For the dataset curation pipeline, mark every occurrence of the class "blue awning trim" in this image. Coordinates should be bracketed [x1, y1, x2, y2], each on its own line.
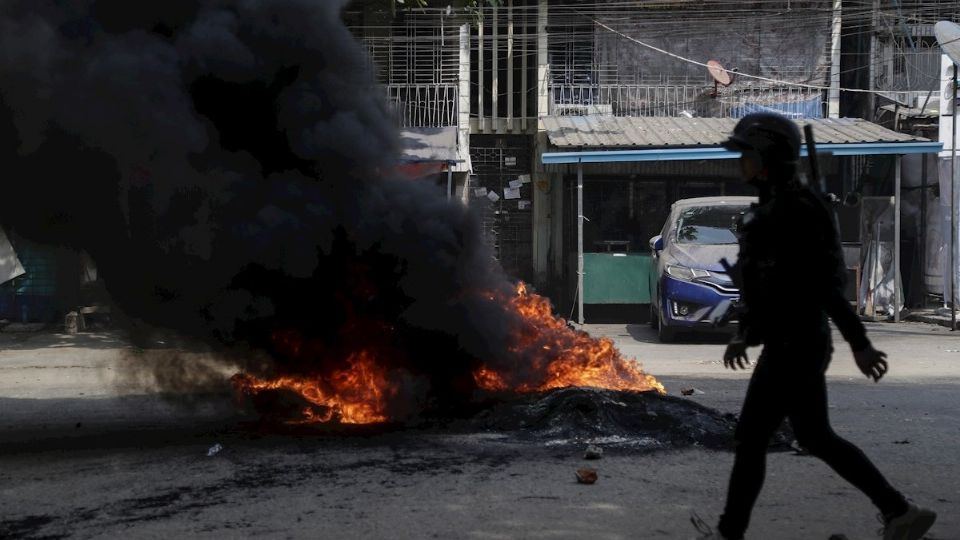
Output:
[541, 141, 943, 164]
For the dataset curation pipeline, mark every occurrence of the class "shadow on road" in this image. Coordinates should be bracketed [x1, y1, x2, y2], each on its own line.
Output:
[625, 324, 732, 345]
[0, 328, 216, 352]
[0, 395, 242, 456]
[0, 330, 131, 351]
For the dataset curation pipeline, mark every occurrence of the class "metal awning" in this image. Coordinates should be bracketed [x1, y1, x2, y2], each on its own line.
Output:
[540, 116, 941, 164]
[399, 126, 471, 172]
[400, 127, 460, 163]
[398, 126, 471, 198]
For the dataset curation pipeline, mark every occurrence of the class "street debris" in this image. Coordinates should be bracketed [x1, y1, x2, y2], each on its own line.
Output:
[681, 388, 705, 396]
[584, 445, 603, 460]
[64, 311, 80, 334]
[790, 440, 809, 456]
[207, 443, 223, 457]
[893, 439, 910, 445]
[828, 534, 849, 540]
[575, 468, 597, 484]
[464, 387, 793, 452]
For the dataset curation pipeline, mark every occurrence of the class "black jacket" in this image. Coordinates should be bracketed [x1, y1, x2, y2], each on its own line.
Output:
[735, 181, 870, 352]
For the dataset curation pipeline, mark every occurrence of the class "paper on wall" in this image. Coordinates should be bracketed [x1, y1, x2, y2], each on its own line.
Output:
[486, 190, 500, 202]
[518, 200, 531, 210]
[518, 174, 531, 183]
[508, 179, 523, 189]
[474, 187, 488, 197]
[504, 187, 521, 200]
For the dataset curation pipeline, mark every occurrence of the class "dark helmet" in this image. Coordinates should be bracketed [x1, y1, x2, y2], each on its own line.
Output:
[722, 112, 801, 166]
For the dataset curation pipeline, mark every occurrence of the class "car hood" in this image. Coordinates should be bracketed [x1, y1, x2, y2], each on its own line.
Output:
[664, 242, 740, 272]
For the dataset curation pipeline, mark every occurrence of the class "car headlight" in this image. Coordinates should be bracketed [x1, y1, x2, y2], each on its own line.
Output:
[665, 264, 712, 281]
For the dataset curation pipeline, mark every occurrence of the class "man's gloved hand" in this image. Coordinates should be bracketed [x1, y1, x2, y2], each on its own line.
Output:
[853, 345, 888, 382]
[723, 335, 751, 370]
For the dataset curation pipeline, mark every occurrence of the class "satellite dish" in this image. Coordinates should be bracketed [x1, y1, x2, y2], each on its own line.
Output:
[936, 21, 960, 63]
[707, 60, 734, 87]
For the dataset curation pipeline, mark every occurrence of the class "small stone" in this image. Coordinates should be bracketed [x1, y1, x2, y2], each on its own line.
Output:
[681, 388, 705, 396]
[575, 468, 597, 484]
[584, 445, 603, 460]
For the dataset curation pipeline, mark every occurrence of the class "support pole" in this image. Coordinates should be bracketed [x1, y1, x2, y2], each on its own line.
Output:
[536, 0, 548, 121]
[921, 154, 928, 307]
[492, 4, 499, 133]
[478, 14, 484, 132]
[458, 24, 470, 191]
[521, 5, 528, 132]
[507, 0, 514, 132]
[829, 0, 842, 118]
[577, 161, 584, 325]
[953, 67, 958, 330]
[895, 154, 902, 322]
[447, 165, 453, 200]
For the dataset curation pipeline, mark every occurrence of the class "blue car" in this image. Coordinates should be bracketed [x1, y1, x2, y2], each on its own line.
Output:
[648, 196, 756, 342]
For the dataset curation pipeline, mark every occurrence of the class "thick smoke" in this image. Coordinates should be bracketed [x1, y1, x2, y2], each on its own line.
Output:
[0, 0, 527, 411]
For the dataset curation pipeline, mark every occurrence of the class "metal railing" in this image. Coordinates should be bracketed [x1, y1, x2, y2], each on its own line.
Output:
[873, 39, 941, 92]
[719, 85, 826, 118]
[385, 83, 459, 128]
[549, 83, 826, 118]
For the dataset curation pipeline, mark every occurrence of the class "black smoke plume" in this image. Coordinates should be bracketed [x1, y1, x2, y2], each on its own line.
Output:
[0, 0, 529, 413]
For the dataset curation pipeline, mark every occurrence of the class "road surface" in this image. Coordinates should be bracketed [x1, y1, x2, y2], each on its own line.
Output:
[1, 321, 958, 539]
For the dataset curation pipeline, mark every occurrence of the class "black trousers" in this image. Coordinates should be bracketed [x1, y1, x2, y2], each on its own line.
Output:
[717, 343, 907, 539]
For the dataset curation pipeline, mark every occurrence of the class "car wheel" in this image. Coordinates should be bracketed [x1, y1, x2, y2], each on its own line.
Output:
[657, 316, 676, 343]
[650, 304, 677, 343]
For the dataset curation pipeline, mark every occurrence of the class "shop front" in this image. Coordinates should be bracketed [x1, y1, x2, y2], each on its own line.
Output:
[533, 116, 941, 324]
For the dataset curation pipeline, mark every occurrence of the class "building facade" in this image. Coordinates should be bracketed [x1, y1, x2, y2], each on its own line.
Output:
[343, 1, 957, 321]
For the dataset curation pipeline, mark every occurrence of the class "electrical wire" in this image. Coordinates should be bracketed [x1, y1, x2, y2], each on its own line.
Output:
[588, 16, 936, 95]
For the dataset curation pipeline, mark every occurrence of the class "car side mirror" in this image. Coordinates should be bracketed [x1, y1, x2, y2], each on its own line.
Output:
[650, 235, 663, 253]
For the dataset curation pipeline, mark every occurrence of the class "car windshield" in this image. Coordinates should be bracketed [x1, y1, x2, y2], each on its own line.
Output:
[675, 205, 746, 245]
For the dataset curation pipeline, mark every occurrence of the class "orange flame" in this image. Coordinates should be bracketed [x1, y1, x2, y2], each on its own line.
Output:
[232, 282, 663, 425]
[473, 283, 665, 394]
[232, 350, 395, 424]
[472, 367, 508, 392]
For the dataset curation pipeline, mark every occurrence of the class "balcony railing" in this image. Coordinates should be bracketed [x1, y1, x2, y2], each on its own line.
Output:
[549, 83, 826, 118]
[873, 41, 941, 92]
[386, 83, 459, 128]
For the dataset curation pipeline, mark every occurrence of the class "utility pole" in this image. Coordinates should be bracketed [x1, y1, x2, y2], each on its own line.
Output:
[829, 0, 842, 118]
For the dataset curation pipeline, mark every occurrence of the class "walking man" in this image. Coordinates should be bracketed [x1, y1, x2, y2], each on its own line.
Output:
[698, 113, 936, 540]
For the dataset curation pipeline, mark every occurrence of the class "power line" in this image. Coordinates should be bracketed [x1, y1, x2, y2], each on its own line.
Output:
[589, 16, 942, 95]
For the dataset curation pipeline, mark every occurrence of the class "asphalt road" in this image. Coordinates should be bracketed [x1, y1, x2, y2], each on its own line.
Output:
[0, 321, 958, 540]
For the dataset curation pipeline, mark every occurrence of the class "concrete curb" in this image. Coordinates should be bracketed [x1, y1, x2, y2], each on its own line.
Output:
[905, 312, 959, 330]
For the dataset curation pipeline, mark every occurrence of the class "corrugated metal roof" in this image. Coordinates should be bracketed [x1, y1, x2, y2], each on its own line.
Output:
[542, 116, 928, 149]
